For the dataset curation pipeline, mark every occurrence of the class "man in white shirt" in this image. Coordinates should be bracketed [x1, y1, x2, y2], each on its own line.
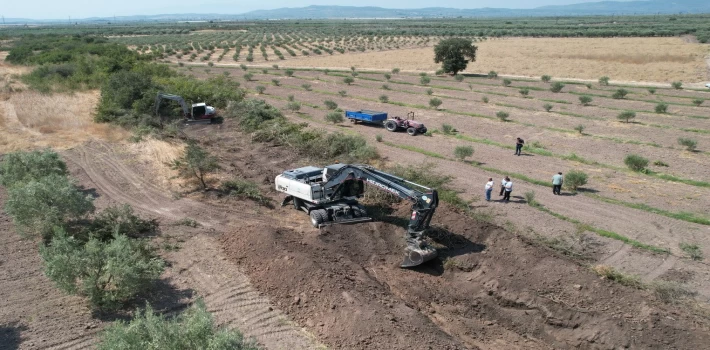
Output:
[485, 178, 494, 201]
[503, 177, 513, 202]
[499, 177, 507, 196]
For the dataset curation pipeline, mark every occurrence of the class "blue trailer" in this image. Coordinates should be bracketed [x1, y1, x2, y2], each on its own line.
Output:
[345, 110, 388, 125]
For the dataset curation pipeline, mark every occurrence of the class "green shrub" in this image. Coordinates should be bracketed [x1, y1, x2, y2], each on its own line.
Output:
[426, 88, 434, 95]
[574, 124, 585, 134]
[454, 74, 464, 82]
[679, 243, 703, 261]
[648, 87, 656, 94]
[692, 99, 704, 106]
[496, 111, 509, 121]
[240, 64, 247, 71]
[326, 111, 344, 124]
[323, 100, 338, 110]
[435, 69, 445, 76]
[379, 95, 389, 103]
[579, 95, 593, 106]
[564, 170, 588, 192]
[617, 111, 636, 123]
[88, 204, 157, 242]
[598, 76, 610, 86]
[612, 88, 628, 99]
[97, 300, 256, 350]
[624, 154, 649, 172]
[677, 137, 697, 151]
[671, 81, 683, 89]
[502, 79, 511, 87]
[272, 64, 279, 70]
[221, 179, 269, 204]
[543, 103, 553, 112]
[487, 71, 498, 79]
[243, 73, 254, 82]
[5, 174, 94, 241]
[524, 191, 537, 206]
[519, 88, 529, 96]
[420, 76, 431, 85]
[655, 103, 668, 113]
[171, 141, 220, 189]
[287, 102, 301, 112]
[429, 98, 443, 109]
[391, 68, 400, 74]
[585, 83, 592, 89]
[343, 77, 354, 85]
[287, 94, 295, 102]
[255, 85, 266, 94]
[338, 90, 347, 97]
[375, 134, 383, 142]
[419, 72, 428, 77]
[40, 229, 164, 310]
[441, 123, 457, 135]
[284, 69, 294, 77]
[384, 73, 391, 80]
[592, 265, 643, 289]
[301, 84, 312, 91]
[271, 79, 280, 86]
[541, 75, 551, 83]
[350, 66, 356, 72]
[550, 82, 565, 93]
[653, 160, 669, 167]
[0, 149, 68, 188]
[453, 145, 474, 161]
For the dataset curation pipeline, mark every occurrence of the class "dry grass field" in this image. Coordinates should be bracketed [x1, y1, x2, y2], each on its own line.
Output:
[282, 37, 710, 83]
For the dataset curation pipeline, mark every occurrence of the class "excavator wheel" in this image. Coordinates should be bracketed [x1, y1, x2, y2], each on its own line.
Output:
[385, 120, 398, 132]
[310, 209, 328, 228]
[406, 127, 417, 136]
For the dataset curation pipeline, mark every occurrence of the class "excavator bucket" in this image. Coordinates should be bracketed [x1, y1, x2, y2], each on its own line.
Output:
[400, 246, 438, 268]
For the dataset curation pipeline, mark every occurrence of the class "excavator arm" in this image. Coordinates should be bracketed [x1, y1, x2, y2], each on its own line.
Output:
[322, 164, 439, 267]
[155, 92, 190, 118]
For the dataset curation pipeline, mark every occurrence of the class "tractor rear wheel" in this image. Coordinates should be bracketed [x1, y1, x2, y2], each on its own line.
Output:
[385, 120, 398, 132]
[407, 127, 417, 136]
[310, 209, 328, 227]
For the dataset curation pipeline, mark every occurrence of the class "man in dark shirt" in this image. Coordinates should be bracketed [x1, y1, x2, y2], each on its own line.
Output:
[515, 138, 524, 156]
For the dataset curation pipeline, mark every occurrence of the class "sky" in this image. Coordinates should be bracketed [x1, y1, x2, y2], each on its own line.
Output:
[3, 0, 624, 19]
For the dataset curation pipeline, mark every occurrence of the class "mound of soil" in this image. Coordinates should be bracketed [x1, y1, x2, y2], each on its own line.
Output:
[220, 203, 710, 349]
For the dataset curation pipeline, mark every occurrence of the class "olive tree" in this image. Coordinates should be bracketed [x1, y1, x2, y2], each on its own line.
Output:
[0, 149, 68, 187]
[171, 141, 220, 189]
[433, 38, 477, 75]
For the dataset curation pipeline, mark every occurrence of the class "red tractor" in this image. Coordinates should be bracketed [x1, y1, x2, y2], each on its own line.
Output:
[384, 112, 428, 136]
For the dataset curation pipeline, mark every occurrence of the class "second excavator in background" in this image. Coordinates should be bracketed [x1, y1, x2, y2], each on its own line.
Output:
[155, 92, 217, 125]
[275, 164, 439, 268]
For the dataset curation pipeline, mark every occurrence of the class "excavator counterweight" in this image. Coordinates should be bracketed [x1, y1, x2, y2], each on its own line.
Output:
[275, 164, 439, 267]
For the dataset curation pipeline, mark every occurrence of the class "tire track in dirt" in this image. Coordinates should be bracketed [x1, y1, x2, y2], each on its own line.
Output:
[60, 141, 319, 350]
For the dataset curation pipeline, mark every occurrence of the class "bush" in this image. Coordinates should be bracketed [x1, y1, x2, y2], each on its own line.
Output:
[326, 111, 344, 124]
[88, 204, 157, 242]
[5, 174, 94, 241]
[338, 90, 347, 97]
[612, 88, 628, 99]
[426, 88, 434, 95]
[391, 68, 400, 74]
[496, 111, 509, 121]
[441, 123, 457, 135]
[271, 79, 280, 86]
[598, 76, 610, 85]
[287, 94, 295, 102]
[502, 79, 511, 87]
[97, 300, 257, 350]
[574, 124, 585, 134]
[171, 141, 220, 189]
[343, 77, 354, 85]
[384, 73, 391, 80]
[429, 98, 443, 109]
[671, 81, 683, 89]
[519, 88, 529, 96]
[585, 83, 592, 89]
[648, 87, 656, 94]
[240, 64, 247, 71]
[453, 145, 474, 161]
[272, 64, 279, 70]
[301, 84, 312, 91]
[482, 96, 489, 103]
[541, 75, 551, 83]
[677, 137, 697, 151]
[375, 134, 383, 142]
[243, 73, 253, 81]
[284, 69, 294, 77]
[524, 191, 537, 206]
[255, 85, 266, 94]
[454, 74, 464, 82]
[550, 82, 565, 93]
[0, 149, 68, 188]
[40, 229, 164, 310]
[592, 265, 643, 289]
[221, 179, 269, 204]
[543, 103, 553, 112]
[624, 154, 649, 172]
[420, 76, 431, 85]
[377, 95, 388, 103]
[655, 103, 668, 113]
[487, 71, 498, 79]
[679, 243, 703, 261]
[653, 160, 669, 167]
[564, 170, 588, 192]
[579, 95, 593, 106]
[323, 100, 338, 110]
[692, 99, 704, 106]
[350, 66, 356, 72]
[617, 111, 636, 123]
[435, 69, 445, 76]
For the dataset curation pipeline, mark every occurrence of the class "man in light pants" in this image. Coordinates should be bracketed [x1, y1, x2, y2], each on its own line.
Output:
[552, 172, 563, 195]
[485, 178, 494, 201]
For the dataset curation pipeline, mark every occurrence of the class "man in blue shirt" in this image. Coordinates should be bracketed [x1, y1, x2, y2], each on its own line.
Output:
[552, 172, 563, 195]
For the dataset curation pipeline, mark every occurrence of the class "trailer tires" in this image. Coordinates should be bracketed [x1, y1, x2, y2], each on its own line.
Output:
[407, 127, 417, 136]
[310, 209, 328, 227]
[385, 120, 398, 132]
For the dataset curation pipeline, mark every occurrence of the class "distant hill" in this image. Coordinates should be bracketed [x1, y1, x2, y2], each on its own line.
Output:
[3, 0, 710, 24]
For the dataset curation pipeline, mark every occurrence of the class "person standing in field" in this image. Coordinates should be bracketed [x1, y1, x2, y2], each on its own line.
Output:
[515, 138, 525, 156]
[499, 177, 507, 196]
[552, 172, 563, 195]
[485, 178, 494, 201]
[503, 177, 513, 202]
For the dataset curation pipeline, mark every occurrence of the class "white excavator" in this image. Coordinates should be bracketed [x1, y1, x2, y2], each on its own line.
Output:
[276, 164, 439, 268]
[154, 92, 217, 125]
